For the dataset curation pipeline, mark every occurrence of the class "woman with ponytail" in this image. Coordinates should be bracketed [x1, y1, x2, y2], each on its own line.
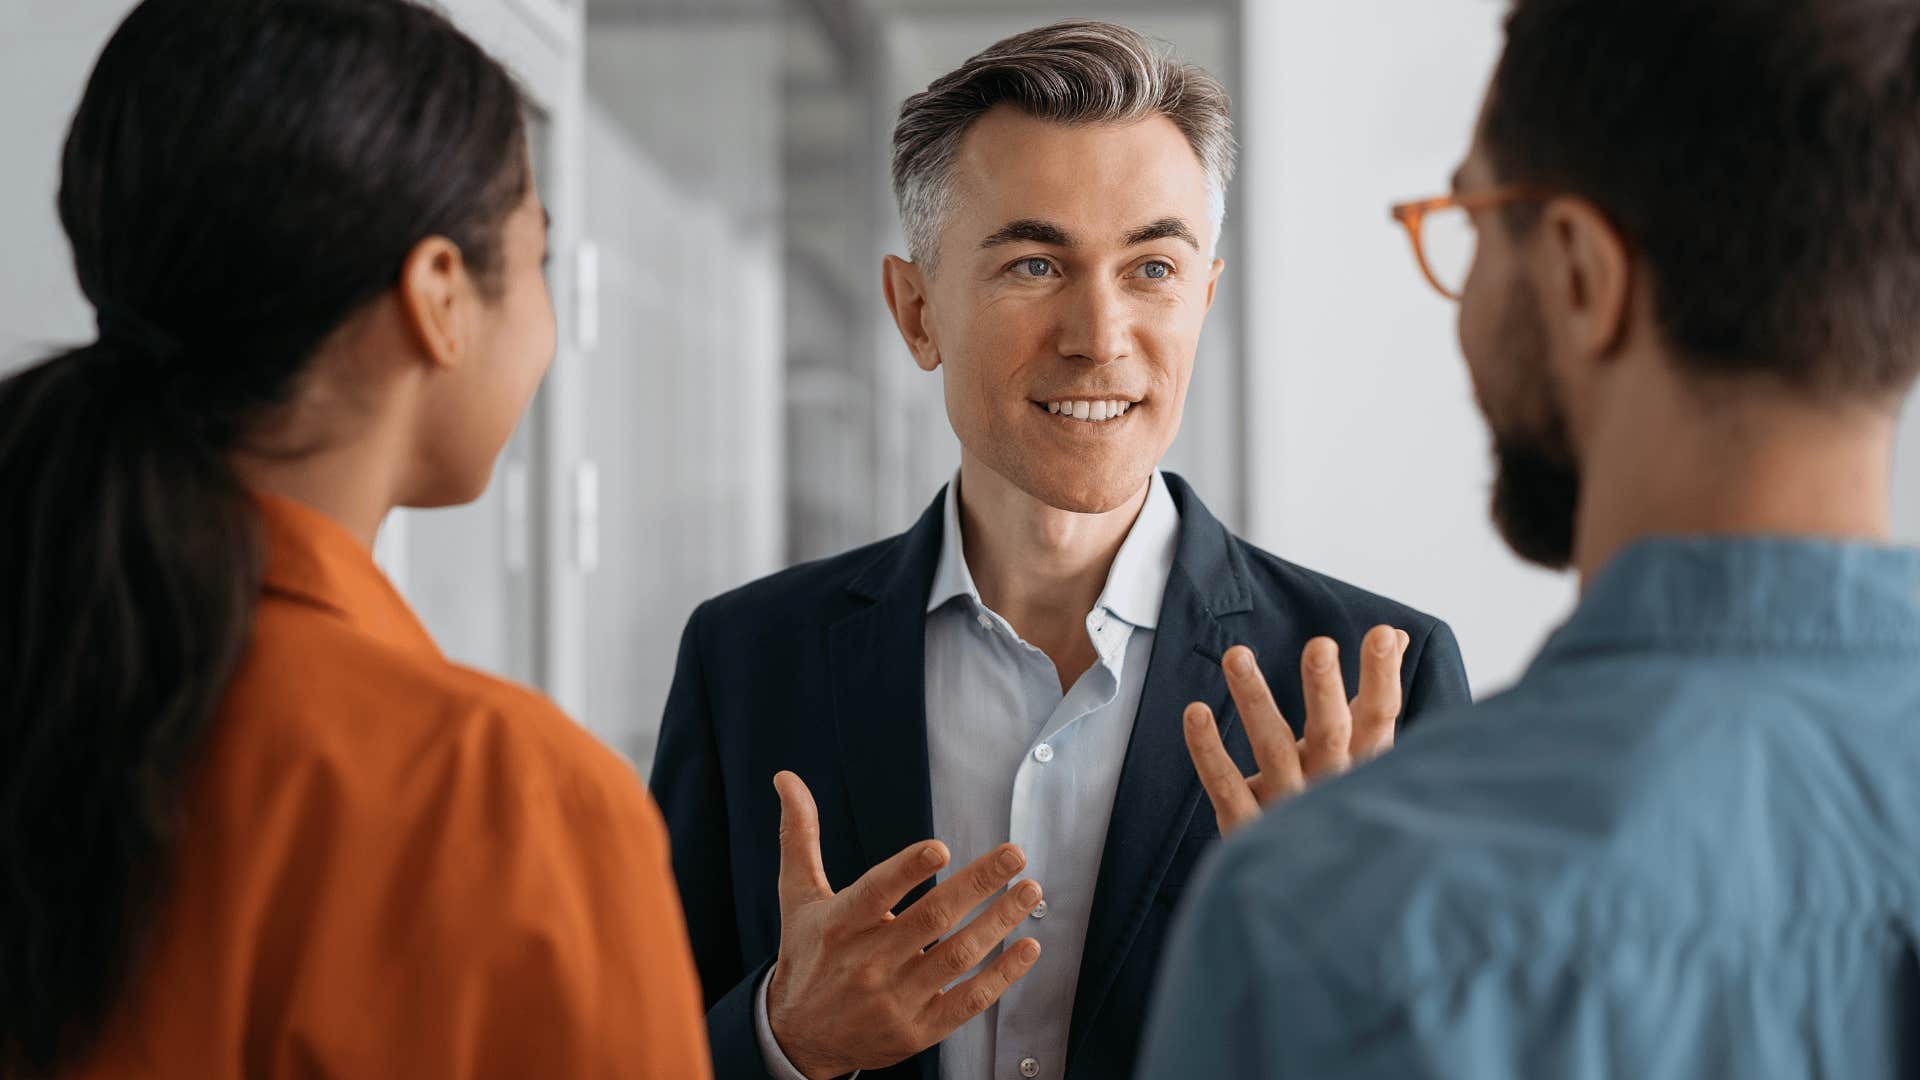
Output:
[0, 2, 710, 1076]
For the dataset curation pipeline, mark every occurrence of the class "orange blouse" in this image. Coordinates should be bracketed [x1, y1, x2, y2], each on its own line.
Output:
[76, 493, 711, 1079]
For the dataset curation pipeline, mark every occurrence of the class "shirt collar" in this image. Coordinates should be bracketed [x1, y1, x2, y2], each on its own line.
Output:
[254, 491, 442, 661]
[1536, 534, 1920, 665]
[926, 470, 1182, 632]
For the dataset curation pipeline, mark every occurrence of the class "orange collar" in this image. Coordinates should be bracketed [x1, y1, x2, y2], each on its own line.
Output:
[252, 492, 441, 661]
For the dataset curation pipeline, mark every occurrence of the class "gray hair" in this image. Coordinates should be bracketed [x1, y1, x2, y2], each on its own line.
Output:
[891, 20, 1237, 269]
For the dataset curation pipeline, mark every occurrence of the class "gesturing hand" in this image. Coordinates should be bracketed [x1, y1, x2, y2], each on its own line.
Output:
[1181, 625, 1410, 836]
[765, 771, 1044, 1080]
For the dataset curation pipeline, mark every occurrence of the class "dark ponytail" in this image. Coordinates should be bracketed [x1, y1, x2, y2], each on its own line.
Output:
[0, 2, 529, 1073]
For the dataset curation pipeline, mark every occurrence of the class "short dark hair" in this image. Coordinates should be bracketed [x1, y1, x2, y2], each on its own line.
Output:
[1486, 0, 1920, 401]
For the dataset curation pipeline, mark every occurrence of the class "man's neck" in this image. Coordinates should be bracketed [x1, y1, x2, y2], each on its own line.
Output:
[956, 455, 1152, 690]
[1573, 371, 1897, 586]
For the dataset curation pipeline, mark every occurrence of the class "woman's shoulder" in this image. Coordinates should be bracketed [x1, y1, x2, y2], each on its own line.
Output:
[222, 599, 654, 834]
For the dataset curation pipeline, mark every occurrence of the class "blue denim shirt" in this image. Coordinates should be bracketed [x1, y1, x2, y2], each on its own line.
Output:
[1140, 537, 1920, 1079]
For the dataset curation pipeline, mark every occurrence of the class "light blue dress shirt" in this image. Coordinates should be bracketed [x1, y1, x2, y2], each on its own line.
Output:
[758, 472, 1180, 1080]
[1141, 537, 1920, 1079]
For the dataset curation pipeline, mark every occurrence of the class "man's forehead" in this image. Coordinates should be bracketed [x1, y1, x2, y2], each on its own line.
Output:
[945, 109, 1213, 246]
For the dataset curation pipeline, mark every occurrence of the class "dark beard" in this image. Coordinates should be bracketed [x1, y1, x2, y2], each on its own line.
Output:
[1483, 280, 1581, 570]
[1490, 429, 1580, 569]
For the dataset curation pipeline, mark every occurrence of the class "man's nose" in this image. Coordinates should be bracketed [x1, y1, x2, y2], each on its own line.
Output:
[1055, 278, 1132, 365]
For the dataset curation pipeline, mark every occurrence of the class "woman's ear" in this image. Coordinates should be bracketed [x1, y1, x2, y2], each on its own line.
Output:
[395, 235, 475, 371]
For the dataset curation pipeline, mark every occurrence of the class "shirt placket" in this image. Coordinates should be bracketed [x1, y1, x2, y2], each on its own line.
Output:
[993, 607, 1128, 1080]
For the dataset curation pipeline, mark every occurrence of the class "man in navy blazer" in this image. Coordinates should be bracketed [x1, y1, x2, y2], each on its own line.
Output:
[651, 21, 1472, 1080]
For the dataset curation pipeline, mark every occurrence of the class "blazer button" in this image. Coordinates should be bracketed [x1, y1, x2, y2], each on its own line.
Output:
[1032, 743, 1054, 764]
[1020, 1058, 1040, 1078]
[1030, 900, 1049, 919]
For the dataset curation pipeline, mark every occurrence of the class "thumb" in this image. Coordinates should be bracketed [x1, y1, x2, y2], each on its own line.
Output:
[773, 771, 832, 912]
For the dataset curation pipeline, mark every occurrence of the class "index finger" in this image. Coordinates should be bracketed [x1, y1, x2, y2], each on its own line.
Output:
[839, 838, 953, 924]
[1183, 701, 1262, 833]
[1222, 646, 1305, 798]
[894, 843, 1028, 950]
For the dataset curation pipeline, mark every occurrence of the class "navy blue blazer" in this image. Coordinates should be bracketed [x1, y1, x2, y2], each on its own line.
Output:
[651, 474, 1471, 1080]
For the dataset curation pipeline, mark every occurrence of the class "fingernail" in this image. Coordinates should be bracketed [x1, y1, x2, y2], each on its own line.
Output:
[999, 848, 1024, 873]
[921, 844, 944, 869]
[1228, 649, 1254, 676]
[1373, 630, 1395, 656]
[1016, 880, 1042, 904]
[1024, 940, 1043, 960]
[1308, 646, 1333, 673]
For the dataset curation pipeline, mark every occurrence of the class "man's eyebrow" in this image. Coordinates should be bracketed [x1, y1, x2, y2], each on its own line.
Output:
[1123, 217, 1200, 250]
[980, 219, 1074, 249]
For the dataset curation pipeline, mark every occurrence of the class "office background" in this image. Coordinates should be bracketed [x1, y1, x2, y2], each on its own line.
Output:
[9, 0, 1917, 776]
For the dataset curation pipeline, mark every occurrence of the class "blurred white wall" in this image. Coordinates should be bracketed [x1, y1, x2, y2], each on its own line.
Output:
[584, 24, 787, 771]
[1896, 399, 1920, 542]
[1238, 1, 1578, 694]
[0, 2, 120, 372]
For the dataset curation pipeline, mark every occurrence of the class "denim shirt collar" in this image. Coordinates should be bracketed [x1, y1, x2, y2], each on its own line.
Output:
[1535, 535, 1920, 666]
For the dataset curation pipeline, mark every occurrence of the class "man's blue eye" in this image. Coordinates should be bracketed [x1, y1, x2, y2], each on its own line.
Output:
[1141, 261, 1171, 279]
[1021, 258, 1052, 277]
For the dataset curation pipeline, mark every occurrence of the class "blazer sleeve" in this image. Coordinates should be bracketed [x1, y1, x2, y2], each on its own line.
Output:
[1401, 619, 1471, 731]
[650, 604, 774, 1080]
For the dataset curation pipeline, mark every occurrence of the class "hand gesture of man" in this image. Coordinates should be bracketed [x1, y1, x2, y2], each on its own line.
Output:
[1182, 625, 1410, 836]
[766, 771, 1045, 1079]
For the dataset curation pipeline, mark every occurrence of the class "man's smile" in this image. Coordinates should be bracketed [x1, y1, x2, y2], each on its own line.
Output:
[1031, 398, 1139, 424]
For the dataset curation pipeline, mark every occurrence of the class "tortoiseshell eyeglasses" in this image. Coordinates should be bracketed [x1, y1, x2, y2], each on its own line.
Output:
[1389, 186, 1548, 301]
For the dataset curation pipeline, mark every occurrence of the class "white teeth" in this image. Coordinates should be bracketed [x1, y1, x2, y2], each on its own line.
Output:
[1043, 399, 1138, 422]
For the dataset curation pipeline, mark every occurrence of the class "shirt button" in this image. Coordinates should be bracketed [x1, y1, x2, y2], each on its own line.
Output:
[976, 612, 993, 631]
[1020, 1058, 1040, 1078]
[1030, 900, 1049, 919]
[1032, 743, 1054, 764]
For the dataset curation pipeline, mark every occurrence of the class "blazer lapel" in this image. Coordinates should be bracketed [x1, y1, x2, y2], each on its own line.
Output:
[1067, 475, 1255, 1061]
[826, 489, 947, 901]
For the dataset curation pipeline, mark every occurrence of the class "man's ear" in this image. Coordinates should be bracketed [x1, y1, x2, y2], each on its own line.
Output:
[883, 255, 942, 373]
[1538, 197, 1632, 367]
[1205, 257, 1227, 312]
